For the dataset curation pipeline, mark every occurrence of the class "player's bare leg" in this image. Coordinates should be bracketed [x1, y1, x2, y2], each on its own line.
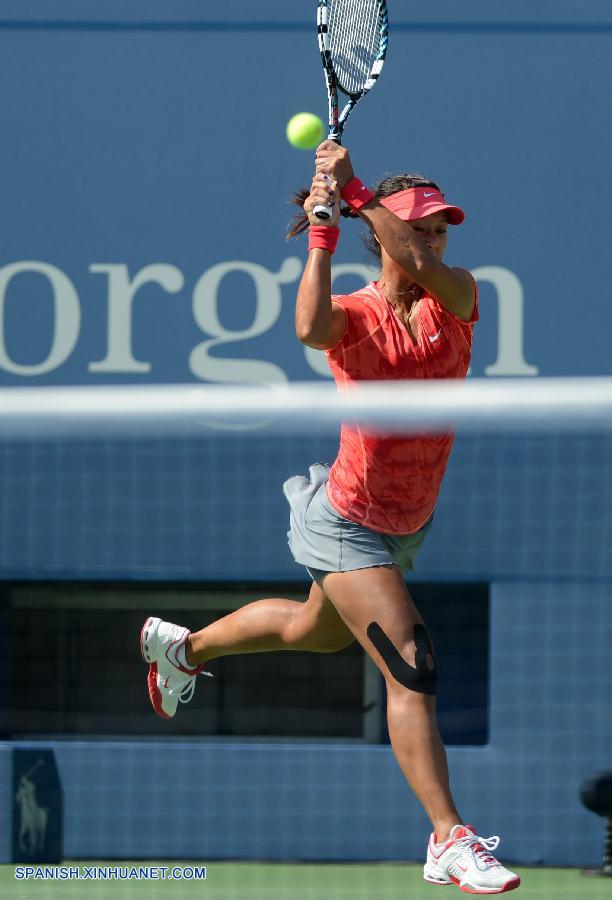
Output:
[141, 583, 355, 718]
[185, 582, 354, 664]
[319, 565, 461, 843]
[316, 565, 520, 892]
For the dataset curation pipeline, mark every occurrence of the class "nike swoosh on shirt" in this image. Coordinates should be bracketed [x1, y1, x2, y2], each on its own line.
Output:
[428, 329, 442, 342]
[423, 192, 436, 197]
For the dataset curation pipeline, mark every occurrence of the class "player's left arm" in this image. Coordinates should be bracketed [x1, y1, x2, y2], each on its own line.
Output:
[357, 206, 476, 320]
[315, 142, 476, 320]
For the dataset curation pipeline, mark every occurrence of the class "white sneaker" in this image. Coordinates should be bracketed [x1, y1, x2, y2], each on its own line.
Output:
[140, 616, 212, 719]
[423, 824, 520, 894]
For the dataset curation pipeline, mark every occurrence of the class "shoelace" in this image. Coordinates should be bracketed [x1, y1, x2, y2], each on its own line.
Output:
[171, 671, 213, 705]
[456, 833, 500, 868]
[177, 679, 197, 704]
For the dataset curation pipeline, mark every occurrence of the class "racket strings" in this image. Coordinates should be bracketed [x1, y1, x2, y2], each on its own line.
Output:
[328, 0, 383, 95]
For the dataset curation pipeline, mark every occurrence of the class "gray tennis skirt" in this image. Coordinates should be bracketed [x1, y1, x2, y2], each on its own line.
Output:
[283, 463, 433, 584]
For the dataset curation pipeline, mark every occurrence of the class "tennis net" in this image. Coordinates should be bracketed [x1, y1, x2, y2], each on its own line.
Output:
[0, 378, 611, 899]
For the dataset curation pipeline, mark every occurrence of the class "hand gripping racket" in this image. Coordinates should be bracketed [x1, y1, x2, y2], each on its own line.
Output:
[313, 0, 389, 220]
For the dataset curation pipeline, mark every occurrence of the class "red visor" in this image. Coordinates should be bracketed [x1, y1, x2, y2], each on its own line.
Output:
[380, 187, 464, 225]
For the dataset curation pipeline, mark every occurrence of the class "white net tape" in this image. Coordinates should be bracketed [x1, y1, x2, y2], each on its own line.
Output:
[0, 378, 611, 437]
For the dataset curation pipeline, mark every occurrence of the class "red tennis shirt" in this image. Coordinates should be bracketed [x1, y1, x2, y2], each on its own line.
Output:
[325, 278, 478, 535]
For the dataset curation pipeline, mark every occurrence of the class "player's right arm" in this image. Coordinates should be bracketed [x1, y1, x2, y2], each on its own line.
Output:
[295, 174, 346, 349]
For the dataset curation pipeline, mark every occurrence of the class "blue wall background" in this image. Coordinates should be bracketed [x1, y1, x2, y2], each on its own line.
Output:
[1, 583, 611, 867]
[0, 2, 611, 870]
[2, 0, 612, 391]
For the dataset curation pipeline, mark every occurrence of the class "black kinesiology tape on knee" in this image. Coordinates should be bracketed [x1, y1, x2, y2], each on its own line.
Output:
[367, 622, 437, 695]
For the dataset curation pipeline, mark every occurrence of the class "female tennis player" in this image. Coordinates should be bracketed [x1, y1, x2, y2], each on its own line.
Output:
[141, 142, 520, 895]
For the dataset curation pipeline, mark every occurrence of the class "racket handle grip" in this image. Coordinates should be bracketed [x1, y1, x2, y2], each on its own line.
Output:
[313, 203, 333, 220]
[312, 134, 341, 219]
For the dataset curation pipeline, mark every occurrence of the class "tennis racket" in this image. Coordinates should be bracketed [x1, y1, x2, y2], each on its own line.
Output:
[313, 0, 389, 220]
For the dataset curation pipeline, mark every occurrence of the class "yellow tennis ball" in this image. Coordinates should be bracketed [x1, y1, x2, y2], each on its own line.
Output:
[286, 112, 326, 150]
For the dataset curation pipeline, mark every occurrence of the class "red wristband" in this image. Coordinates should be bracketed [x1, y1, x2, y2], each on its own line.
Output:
[308, 225, 340, 254]
[340, 177, 375, 210]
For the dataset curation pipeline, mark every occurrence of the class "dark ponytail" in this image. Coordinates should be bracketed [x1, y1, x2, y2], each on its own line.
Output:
[286, 188, 359, 239]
